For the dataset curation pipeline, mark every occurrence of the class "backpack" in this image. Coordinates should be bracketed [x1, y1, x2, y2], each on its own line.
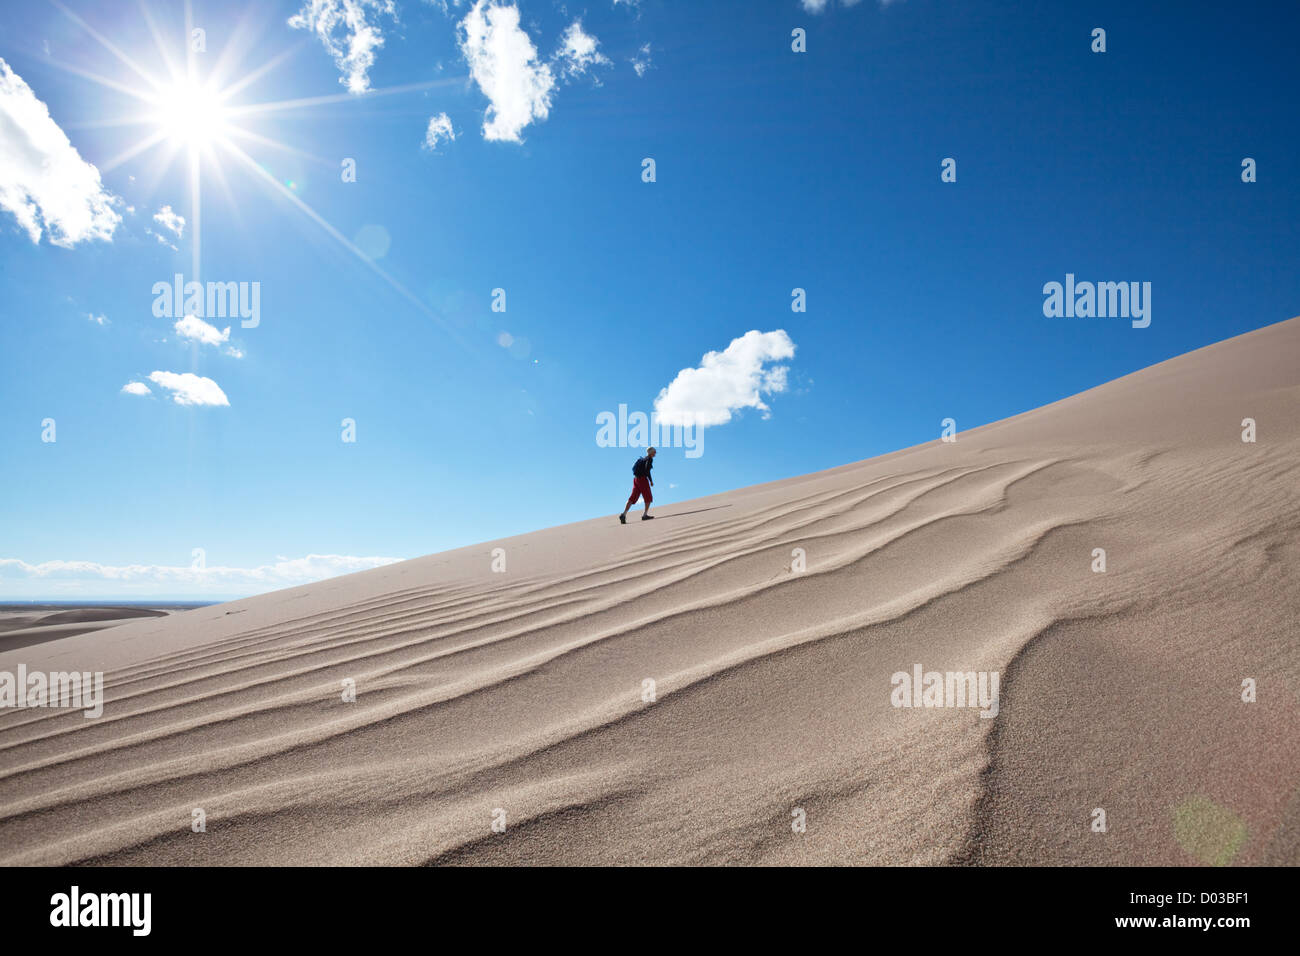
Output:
[632, 456, 648, 477]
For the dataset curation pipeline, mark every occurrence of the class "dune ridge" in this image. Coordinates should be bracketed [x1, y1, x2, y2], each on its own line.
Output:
[2, 317, 1298, 865]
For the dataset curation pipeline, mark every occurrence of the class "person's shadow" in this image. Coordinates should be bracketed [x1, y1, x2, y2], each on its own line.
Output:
[657, 505, 732, 519]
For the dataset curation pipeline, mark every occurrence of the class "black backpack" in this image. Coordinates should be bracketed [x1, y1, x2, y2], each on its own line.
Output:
[632, 456, 648, 477]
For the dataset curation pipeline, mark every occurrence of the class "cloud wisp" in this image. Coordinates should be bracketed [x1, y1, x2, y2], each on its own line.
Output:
[288, 0, 398, 94]
[556, 20, 611, 81]
[0, 553, 405, 599]
[424, 112, 456, 150]
[153, 204, 185, 238]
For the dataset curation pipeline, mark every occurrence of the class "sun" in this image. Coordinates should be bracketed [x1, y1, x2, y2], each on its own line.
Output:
[49, 1, 462, 339]
[150, 78, 230, 148]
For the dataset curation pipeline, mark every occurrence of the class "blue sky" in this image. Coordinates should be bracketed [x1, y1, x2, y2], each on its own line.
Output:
[1, 0, 1297, 600]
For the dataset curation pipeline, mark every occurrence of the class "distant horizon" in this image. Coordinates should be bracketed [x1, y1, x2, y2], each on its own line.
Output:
[0, 600, 219, 608]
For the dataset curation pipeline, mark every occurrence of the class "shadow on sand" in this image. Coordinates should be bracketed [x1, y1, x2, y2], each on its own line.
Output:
[656, 505, 732, 520]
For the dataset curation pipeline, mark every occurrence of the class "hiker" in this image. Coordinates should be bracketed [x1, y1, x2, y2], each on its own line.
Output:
[620, 447, 656, 523]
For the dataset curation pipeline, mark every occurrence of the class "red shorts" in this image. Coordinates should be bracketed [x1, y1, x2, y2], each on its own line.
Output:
[626, 476, 652, 508]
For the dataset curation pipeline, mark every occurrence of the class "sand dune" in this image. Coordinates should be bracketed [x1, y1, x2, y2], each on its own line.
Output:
[0, 607, 181, 652]
[2, 317, 1298, 865]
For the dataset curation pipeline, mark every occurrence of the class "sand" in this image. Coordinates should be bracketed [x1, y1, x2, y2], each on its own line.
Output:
[0, 606, 186, 652]
[1, 317, 1297, 865]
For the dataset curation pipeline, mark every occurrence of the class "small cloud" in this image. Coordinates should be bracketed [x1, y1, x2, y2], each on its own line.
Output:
[148, 370, 230, 406]
[224, 345, 245, 359]
[458, 1, 555, 143]
[87, 312, 108, 325]
[423, 112, 456, 151]
[631, 42, 652, 77]
[288, 0, 397, 94]
[805, 0, 896, 10]
[654, 330, 796, 427]
[147, 228, 178, 251]
[174, 314, 231, 347]
[0, 57, 121, 247]
[555, 20, 610, 80]
[153, 204, 185, 238]
[121, 381, 152, 396]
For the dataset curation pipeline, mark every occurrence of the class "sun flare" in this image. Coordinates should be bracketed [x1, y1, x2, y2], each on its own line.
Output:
[45, 1, 456, 331]
[150, 78, 230, 148]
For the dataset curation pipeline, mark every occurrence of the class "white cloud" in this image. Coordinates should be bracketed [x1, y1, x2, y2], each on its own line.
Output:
[654, 330, 796, 427]
[153, 203, 185, 238]
[631, 42, 652, 77]
[458, 1, 555, 142]
[148, 370, 230, 406]
[0, 553, 404, 599]
[0, 57, 121, 247]
[288, 0, 397, 94]
[120, 381, 152, 396]
[805, 0, 897, 10]
[148, 229, 178, 250]
[170, 315, 244, 360]
[87, 313, 108, 325]
[556, 20, 611, 80]
[423, 111, 456, 150]
[174, 314, 231, 347]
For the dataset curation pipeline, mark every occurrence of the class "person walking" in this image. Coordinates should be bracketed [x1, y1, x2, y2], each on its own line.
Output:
[620, 447, 656, 523]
